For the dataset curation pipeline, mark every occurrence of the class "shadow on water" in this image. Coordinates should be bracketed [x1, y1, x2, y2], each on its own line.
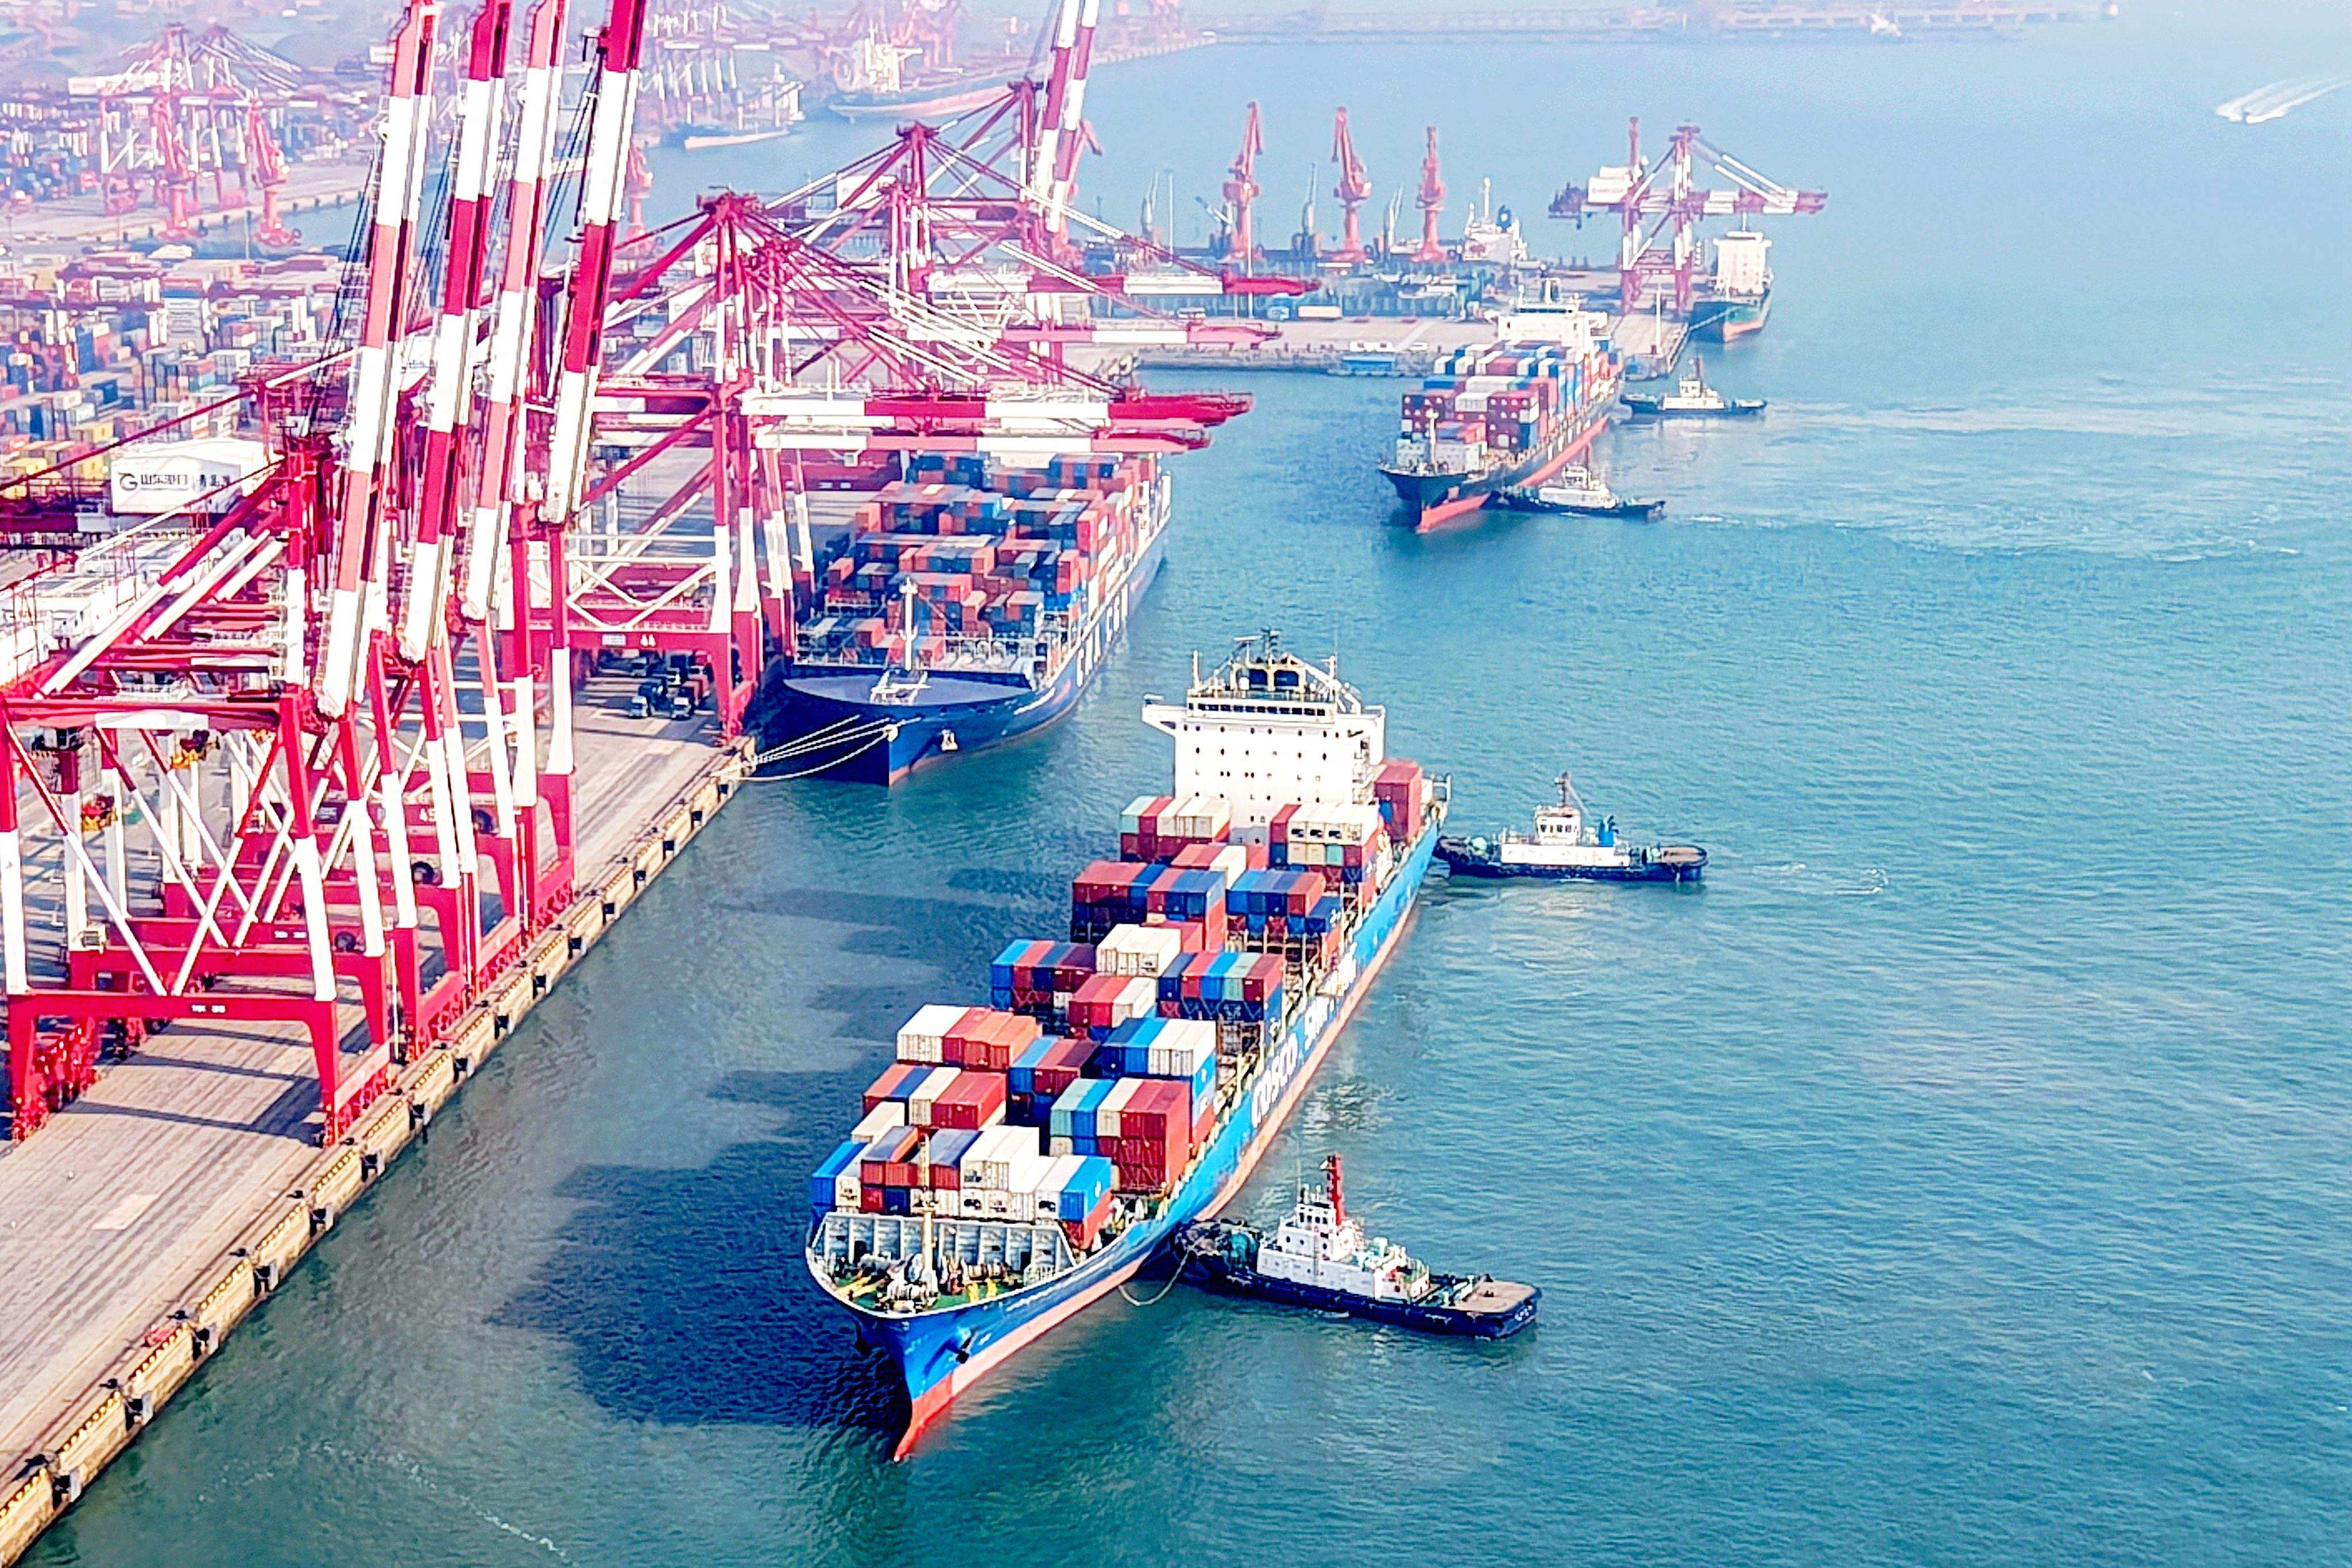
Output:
[716, 885, 1025, 963]
[492, 1069, 906, 1445]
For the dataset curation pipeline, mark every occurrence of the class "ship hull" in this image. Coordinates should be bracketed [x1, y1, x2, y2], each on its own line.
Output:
[827, 80, 1012, 121]
[1689, 289, 1771, 343]
[1436, 837, 1704, 882]
[827, 819, 1442, 1454]
[755, 533, 1162, 784]
[1379, 397, 1612, 532]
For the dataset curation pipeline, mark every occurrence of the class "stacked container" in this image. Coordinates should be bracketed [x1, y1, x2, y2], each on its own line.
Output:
[803, 453, 1161, 669]
[989, 940, 1096, 1024]
[1119, 794, 1232, 861]
[1373, 759, 1429, 839]
[1066, 974, 1158, 1038]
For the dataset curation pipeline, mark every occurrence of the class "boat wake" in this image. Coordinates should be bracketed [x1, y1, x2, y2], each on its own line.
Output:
[2215, 75, 2352, 123]
[1745, 861, 1889, 898]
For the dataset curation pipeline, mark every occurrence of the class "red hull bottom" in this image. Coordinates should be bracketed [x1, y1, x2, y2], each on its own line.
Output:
[1411, 419, 1607, 535]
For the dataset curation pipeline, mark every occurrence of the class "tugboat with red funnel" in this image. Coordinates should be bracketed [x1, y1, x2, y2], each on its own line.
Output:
[1177, 1155, 1540, 1338]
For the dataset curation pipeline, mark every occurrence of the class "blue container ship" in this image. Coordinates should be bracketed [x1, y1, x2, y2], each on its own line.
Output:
[752, 455, 1169, 784]
[806, 636, 1446, 1453]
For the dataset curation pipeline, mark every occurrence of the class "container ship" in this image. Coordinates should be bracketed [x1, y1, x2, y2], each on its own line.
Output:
[752, 452, 1169, 783]
[1377, 296, 1624, 531]
[805, 634, 1446, 1453]
[1689, 230, 1773, 343]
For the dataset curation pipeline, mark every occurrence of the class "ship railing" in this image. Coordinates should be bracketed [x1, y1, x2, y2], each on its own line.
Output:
[813, 1211, 1076, 1291]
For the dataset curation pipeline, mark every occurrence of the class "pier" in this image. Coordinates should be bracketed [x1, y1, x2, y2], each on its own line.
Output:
[0, 697, 750, 1565]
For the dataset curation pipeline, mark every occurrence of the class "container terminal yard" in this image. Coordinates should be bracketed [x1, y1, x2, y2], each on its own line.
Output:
[0, 0, 1861, 1553]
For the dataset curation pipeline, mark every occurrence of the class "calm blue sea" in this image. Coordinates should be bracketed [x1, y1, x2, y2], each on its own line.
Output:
[32, 3, 2352, 1563]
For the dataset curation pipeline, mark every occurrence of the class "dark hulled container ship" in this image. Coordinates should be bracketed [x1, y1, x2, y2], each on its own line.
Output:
[1378, 297, 1624, 531]
[753, 454, 1169, 783]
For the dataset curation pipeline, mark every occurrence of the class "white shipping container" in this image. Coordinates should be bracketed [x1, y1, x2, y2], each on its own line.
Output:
[833, 1167, 862, 1209]
[852, 1102, 906, 1140]
[1096, 1077, 1142, 1140]
[1032, 1153, 1086, 1217]
[896, 1002, 966, 1064]
[960, 1125, 1036, 1190]
[1112, 975, 1156, 1025]
[1173, 795, 1231, 841]
[907, 1064, 960, 1126]
[1098, 923, 1182, 978]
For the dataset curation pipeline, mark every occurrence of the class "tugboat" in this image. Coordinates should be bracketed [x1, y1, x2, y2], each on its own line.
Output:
[1620, 355, 1765, 420]
[1503, 465, 1665, 520]
[1437, 773, 1706, 882]
[1176, 1156, 1539, 1338]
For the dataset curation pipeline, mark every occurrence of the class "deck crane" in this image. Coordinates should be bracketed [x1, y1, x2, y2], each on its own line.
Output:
[1329, 106, 1371, 262]
[1413, 124, 1445, 262]
[1220, 100, 1264, 264]
[1550, 116, 1827, 314]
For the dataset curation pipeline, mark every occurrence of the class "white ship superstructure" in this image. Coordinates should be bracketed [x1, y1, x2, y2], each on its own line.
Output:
[1143, 638, 1386, 828]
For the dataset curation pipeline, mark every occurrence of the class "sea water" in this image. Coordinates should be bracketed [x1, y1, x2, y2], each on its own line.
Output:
[29, 3, 2352, 1562]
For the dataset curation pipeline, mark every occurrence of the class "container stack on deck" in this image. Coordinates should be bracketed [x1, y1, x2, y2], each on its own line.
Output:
[802, 452, 1160, 668]
[1397, 341, 1620, 471]
[806, 761, 1434, 1258]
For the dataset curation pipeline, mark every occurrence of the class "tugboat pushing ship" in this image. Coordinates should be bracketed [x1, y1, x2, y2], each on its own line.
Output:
[1178, 1155, 1539, 1337]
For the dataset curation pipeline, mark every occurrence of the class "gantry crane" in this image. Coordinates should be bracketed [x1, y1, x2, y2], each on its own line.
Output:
[1219, 100, 1264, 264]
[1413, 125, 1446, 262]
[1551, 116, 1827, 313]
[1329, 106, 1371, 263]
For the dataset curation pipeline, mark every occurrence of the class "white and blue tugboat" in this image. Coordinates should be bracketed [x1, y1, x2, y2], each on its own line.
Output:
[1619, 355, 1765, 420]
[1437, 773, 1705, 882]
[1177, 1155, 1539, 1337]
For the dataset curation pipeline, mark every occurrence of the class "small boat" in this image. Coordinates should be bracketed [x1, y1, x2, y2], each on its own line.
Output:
[1504, 465, 1664, 520]
[1437, 772, 1705, 882]
[1620, 355, 1765, 420]
[677, 126, 792, 153]
[1175, 1156, 1539, 1338]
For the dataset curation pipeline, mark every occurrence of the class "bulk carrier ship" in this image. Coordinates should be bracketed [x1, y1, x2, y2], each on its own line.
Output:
[754, 453, 1171, 783]
[1378, 296, 1623, 531]
[806, 634, 1446, 1452]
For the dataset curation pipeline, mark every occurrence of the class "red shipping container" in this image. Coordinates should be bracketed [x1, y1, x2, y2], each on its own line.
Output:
[1059, 1187, 1116, 1251]
[931, 1070, 1008, 1131]
[946, 1009, 1040, 1071]
[862, 1062, 926, 1112]
[860, 1182, 885, 1213]
[1032, 1036, 1094, 1098]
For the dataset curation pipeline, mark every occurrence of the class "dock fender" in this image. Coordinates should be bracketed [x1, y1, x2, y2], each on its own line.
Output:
[408, 1098, 432, 1132]
[308, 1203, 336, 1236]
[124, 1393, 151, 1427]
[49, 1469, 79, 1507]
[192, 1323, 216, 1355]
[255, 1261, 281, 1294]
